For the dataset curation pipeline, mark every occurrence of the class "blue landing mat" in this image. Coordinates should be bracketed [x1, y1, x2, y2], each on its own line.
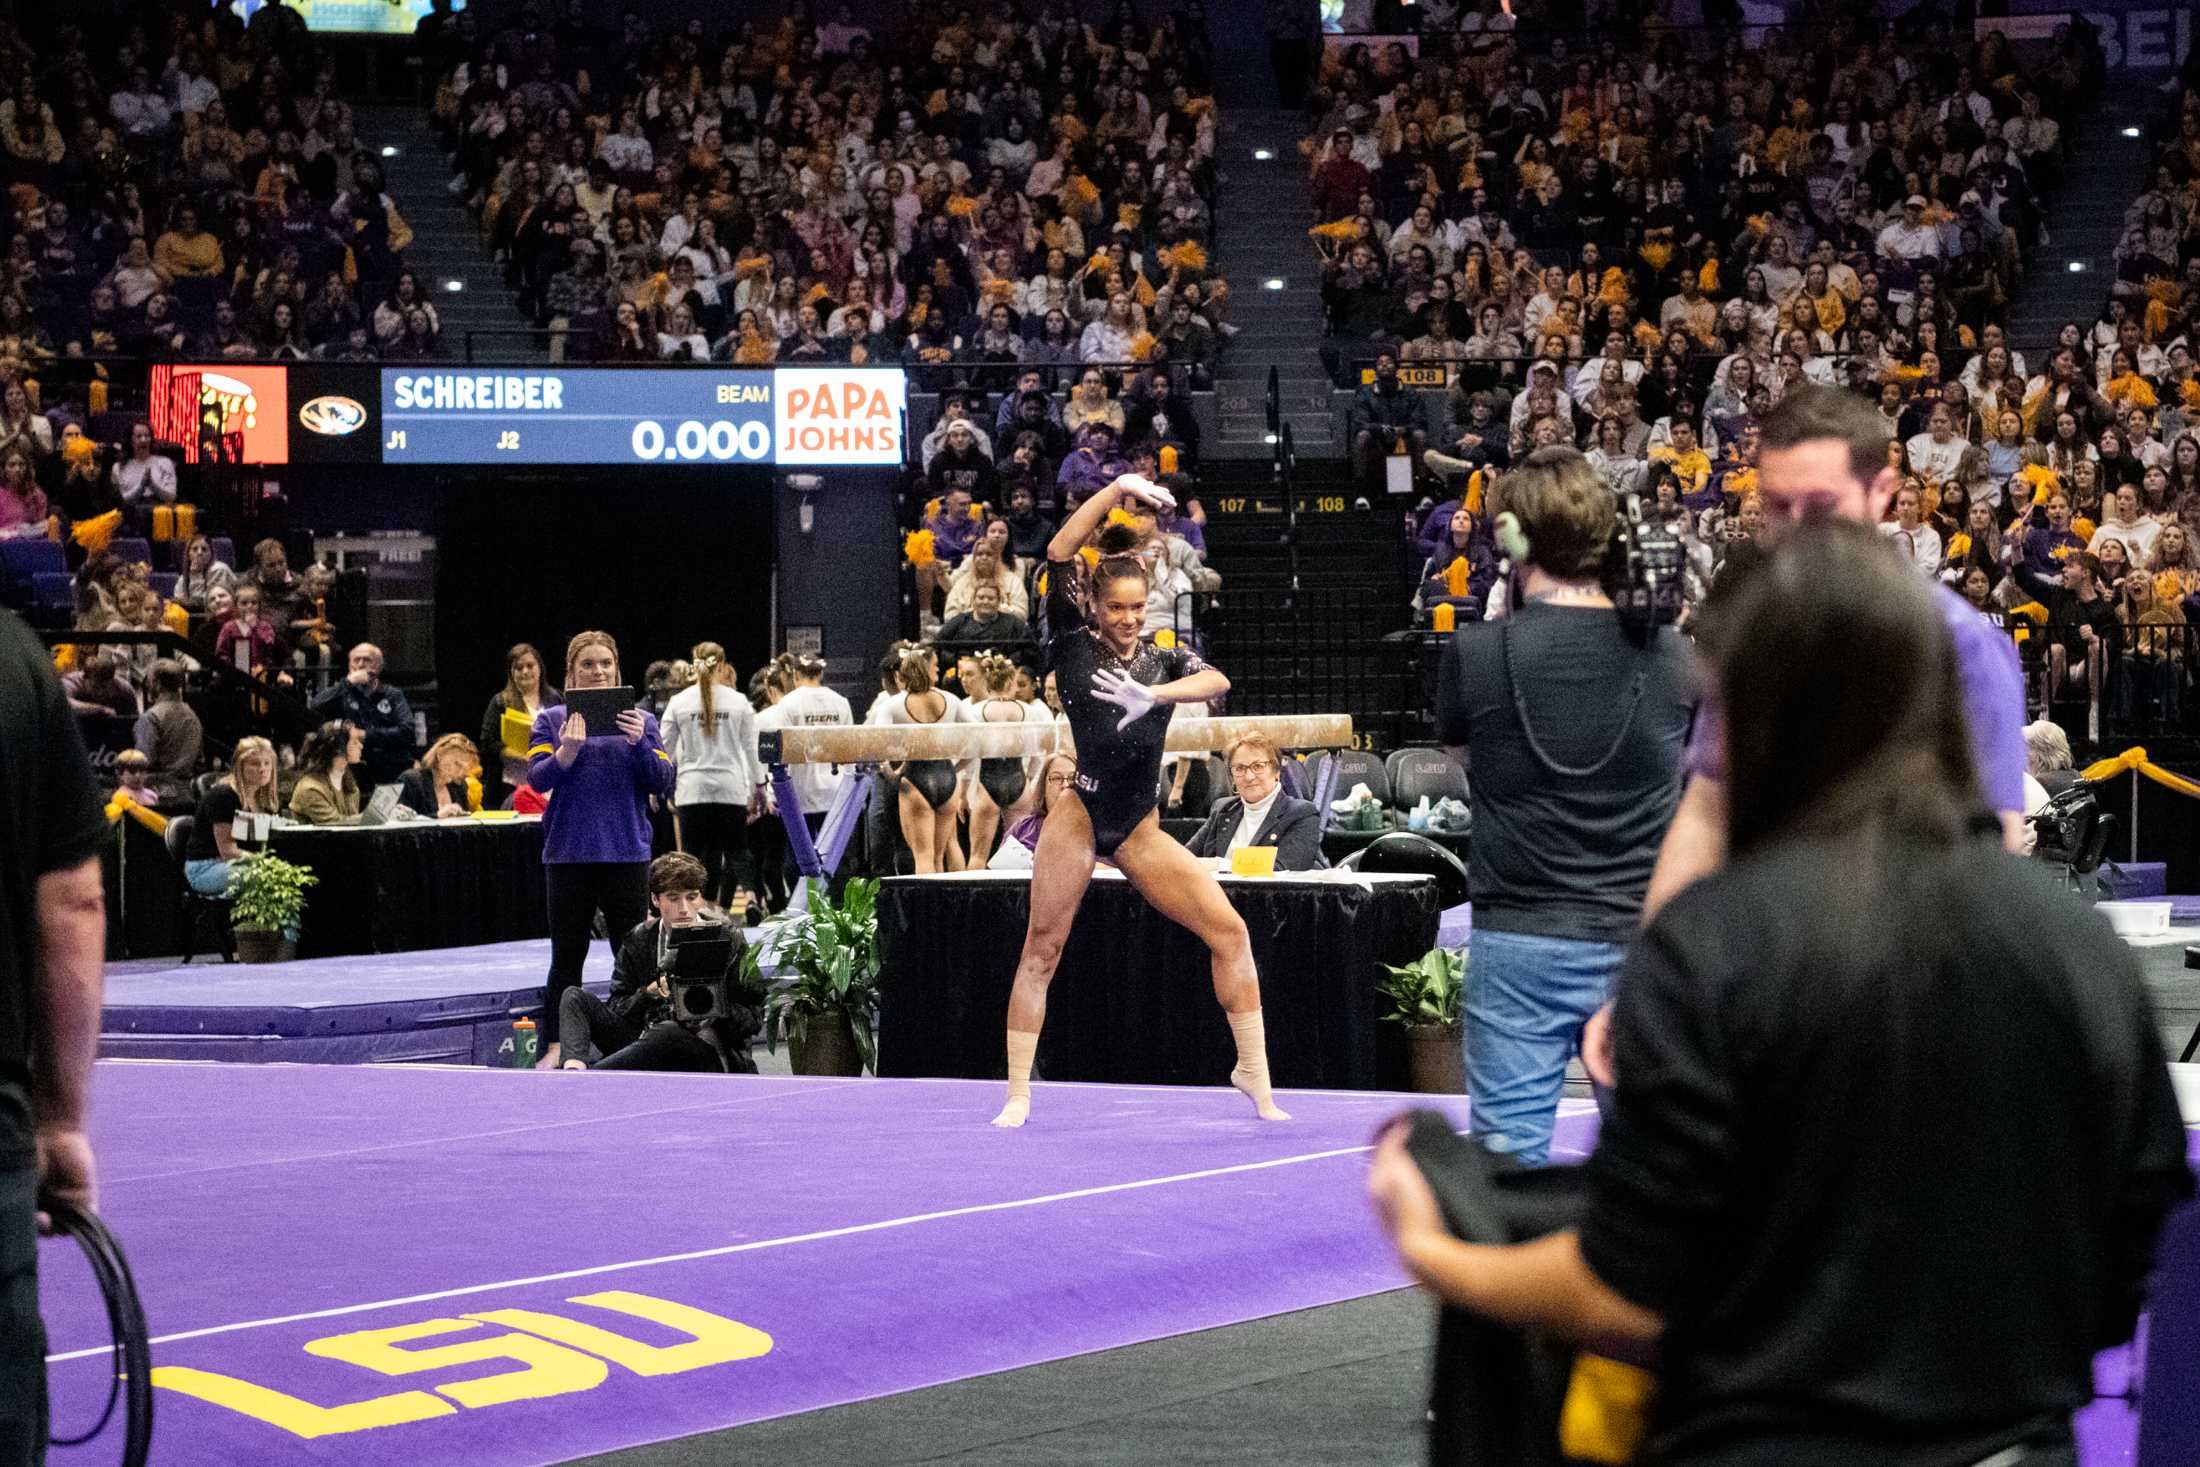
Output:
[100, 939, 610, 1064]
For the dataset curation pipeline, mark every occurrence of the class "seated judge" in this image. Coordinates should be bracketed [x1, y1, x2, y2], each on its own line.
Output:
[1185, 733, 1325, 870]
[398, 733, 482, 818]
[287, 720, 364, 824]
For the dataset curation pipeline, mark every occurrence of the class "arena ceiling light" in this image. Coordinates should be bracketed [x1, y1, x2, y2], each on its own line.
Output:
[445, 280, 465, 292]
[2122, 126, 2141, 138]
[1264, 278, 1285, 290]
[2067, 260, 2086, 273]
[1253, 148, 1274, 160]
[381, 145, 400, 156]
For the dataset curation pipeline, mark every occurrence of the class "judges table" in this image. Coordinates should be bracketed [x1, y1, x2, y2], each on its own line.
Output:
[877, 868, 1441, 1091]
[267, 816, 550, 958]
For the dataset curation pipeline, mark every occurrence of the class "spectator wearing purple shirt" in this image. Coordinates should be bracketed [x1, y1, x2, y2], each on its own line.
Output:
[1057, 421, 1131, 509]
[1583, 386, 2029, 1090]
[526, 629, 674, 1067]
[2014, 490, 2086, 603]
[917, 485, 983, 629]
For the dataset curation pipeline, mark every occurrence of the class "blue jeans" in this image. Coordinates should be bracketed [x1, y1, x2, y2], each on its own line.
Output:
[1464, 927, 1626, 1166]
[184, 858, 232, 896]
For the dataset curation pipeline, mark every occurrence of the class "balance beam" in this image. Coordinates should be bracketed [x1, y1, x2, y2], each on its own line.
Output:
[761, 713, 1356, 767]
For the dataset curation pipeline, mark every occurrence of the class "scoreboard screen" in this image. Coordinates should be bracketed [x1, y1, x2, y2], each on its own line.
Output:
[380, 367, 906, 467]
[149, 363, 908, 469]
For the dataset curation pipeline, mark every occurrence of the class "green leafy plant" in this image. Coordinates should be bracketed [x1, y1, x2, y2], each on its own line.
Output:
[743, 878, 882, 1072]
[1376, 946, 1465, 1030]
[226, 851, 318, 935]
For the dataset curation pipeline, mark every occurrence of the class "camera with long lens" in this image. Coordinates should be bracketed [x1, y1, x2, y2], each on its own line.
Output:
[663, 922, 740, 1025]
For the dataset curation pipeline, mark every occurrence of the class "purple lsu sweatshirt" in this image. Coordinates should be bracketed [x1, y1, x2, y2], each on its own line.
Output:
[527, 706, 674, 864]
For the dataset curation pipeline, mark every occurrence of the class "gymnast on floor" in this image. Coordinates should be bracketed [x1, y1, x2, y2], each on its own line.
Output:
[992, 473, 1289, 1128]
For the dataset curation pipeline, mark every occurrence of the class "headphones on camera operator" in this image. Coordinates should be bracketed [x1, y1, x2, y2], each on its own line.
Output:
[1490, 450, 1685, 780]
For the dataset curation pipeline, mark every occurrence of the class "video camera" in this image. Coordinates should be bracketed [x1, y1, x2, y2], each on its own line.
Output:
[2030, 778, 2116, 899]
[1604, 513, 1688, 645]
[663, 922, 741, 1026]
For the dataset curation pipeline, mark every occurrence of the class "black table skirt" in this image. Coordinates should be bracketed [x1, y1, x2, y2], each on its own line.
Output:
[876, 874, 1439, 1090]
[105, 818, 183, 960]
[267, 821, 551, 957]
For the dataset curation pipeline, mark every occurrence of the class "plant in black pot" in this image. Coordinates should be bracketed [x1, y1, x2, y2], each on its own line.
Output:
[225, 851, 317, 964]
[1376, 945, 1465, 1093]
[745, 878, 880, 1077]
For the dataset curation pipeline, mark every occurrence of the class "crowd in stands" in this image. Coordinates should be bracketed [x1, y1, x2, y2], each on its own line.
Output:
[1303, 6, 2200, 729]
[426, 1, 1234, 391]
[0, 4, 422, 392]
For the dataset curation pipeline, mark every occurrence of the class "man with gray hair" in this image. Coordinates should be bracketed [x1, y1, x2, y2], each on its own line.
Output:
[311, 642, 416, 794]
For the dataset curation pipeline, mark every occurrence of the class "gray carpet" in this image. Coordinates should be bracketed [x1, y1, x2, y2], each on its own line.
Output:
[574, 1291, 1436, 1467]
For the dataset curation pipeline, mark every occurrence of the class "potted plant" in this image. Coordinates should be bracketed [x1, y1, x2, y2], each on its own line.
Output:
[225, 851, 317, 964]
[1376, 945, 1465, 1093]
[744, 878, 881, 1077]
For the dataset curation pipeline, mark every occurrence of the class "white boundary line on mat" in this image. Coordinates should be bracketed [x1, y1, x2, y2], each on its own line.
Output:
[48, 1143, 1375, 1364]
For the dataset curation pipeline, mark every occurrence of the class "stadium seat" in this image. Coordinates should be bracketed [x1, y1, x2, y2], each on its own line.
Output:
[148, 572, 179, 599]
[32, 572, 74, 615]
[0, 539, 65, 596]
[1326, 747, 1391, 813]
[110, 537, 153, 567]
[1386, 747, 1468, 810]
[208, 536, 236, 568]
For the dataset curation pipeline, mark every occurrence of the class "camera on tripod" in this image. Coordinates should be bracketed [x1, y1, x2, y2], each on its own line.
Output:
[664, 922, 740, 1025]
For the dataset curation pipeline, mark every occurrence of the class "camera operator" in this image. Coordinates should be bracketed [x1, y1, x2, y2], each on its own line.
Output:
[1581, 385, 2032, 1089]
[1, 606, 110, 1462]
[558, 854, 758, 1073]
[1434, 448, 1698, 1165]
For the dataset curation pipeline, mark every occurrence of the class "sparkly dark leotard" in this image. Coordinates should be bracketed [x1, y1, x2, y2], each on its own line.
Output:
[1045, 558, 1205, 856]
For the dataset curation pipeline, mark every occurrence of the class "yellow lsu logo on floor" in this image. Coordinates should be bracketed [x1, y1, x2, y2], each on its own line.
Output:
[151, 1291, 771, 1438]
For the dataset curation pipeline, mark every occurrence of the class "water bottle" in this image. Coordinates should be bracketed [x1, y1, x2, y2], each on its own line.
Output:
[510, 1017, 539, 1068]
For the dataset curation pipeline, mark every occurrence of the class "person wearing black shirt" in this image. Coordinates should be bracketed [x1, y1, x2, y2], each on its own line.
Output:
[1372, 522, 2191, 1467]
[936, 582, 1031, 646]
[2044, 553, 2119, 704]
[1435, 450, 1697, 1165]
[0, 607, 110, 1457]
[397, 734, 479, 819]
[992, 474, 1287, 1129]
[926, 419, 999, 503]
[182, 735, 280, 895]
[1002, 481, 1056, 562]
[557, 854, 757, 1073]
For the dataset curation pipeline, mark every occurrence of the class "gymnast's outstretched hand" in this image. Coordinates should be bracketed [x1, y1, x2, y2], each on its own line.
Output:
[1090, 666, 1159, 730]
[1109, 473, 1176, 514]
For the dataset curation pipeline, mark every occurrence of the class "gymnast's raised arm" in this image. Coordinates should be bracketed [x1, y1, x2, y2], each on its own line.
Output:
[1047, 474, 1176, 563]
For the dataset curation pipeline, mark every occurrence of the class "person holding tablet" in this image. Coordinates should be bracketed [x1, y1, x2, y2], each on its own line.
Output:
[527, 629, 675, 1068]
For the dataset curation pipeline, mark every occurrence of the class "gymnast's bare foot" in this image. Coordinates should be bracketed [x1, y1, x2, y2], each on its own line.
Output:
[991, 1096, 1031, 1128]
[1232, 1067, 1292, 1120]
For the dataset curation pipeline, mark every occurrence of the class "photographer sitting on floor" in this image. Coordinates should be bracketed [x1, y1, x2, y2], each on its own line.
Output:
[558, 853, 759, 1073]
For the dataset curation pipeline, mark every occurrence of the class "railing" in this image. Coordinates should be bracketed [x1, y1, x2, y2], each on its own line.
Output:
[40, 627, 318, 737]
[2016, 619, 2200, 745]
[1330, 343, 2112, 394]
